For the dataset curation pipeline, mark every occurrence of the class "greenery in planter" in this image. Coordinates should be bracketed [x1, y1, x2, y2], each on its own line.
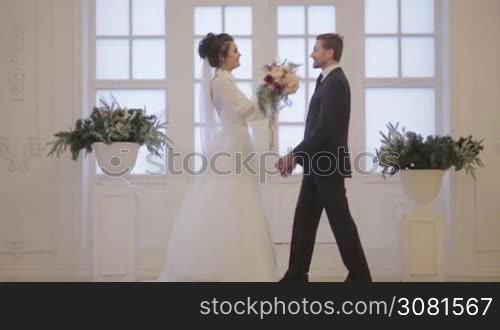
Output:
[375, 122, 485, 179]
[46, 97, 173, 161]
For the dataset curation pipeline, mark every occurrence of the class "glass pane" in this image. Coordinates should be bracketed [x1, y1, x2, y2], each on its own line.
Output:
[96, 0, 129, 36]
[308, 6, 336, 35]
[401, 0, 434, 34]
[279, 125, 304, 175]
[95, 90, 167, 175]
[279, 125, 305, 158]
[233, 38, 252, 79]
[194, 38, 202, 79]
[96, 40, 129, 80]
[96, 89, 166, 117]
[365, 0, 398, 34]
[95, 143, 166, 176]
[279, 81, 306, 123]
[278, 6, 305, 35]
[307, 80, 316, 109]
[194, 7, 222, 35]
[278, 38, 306, 78]
[194, 83, 201, 123]
[132, 0, 165, 36]
[132, 39, 166, 79]
[365, 37, 398, 78]
[225, 6, 252, 35]
[236, 81, 253, 99]
[402, 37, 434, 77]
[308, 38, 322, 78]
[365, 88, 435, 169]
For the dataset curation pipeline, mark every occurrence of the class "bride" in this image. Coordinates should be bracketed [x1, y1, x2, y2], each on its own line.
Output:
[156, 33, 277, 281]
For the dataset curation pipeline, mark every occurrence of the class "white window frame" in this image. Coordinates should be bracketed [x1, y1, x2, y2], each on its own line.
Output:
[267, 0, 355, 183]
[85, 0, 446, 184]
[88, 0, 169, 183]
[274, 4, 337, 151]
[362, 0, 445, 183]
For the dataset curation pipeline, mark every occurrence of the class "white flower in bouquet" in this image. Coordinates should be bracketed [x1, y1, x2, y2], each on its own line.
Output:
[269, 66, 286, 81]
[283, 72, 299, 94]
[257, 59, 301, 117]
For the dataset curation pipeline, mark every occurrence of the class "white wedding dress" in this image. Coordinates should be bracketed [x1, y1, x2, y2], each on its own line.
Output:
[156, 68, 277, 282]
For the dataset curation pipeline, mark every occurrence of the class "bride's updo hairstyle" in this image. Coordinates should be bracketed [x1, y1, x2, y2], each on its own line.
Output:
[198, 33, 234, 68]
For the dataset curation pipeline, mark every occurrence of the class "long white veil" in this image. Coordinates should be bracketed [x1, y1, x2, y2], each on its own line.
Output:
[199, 58, 220, 157]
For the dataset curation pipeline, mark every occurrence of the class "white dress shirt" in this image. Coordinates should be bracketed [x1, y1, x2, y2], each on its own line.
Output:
[321, 62, 341, 82]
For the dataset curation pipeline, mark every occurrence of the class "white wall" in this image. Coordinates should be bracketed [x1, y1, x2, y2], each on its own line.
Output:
[0, 0, 499, 281]
[0, 0, 90, 281]
[446, 0, 500, 279]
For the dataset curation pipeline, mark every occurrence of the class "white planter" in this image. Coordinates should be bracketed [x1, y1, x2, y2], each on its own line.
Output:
[399, 169, 446, 206]
[93, 142, 140, 177]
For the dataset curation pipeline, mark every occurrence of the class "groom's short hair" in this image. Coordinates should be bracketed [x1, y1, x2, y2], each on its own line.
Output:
[317, 33, 343, 61]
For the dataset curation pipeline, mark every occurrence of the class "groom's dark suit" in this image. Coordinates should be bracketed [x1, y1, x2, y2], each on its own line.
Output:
[281, 67, 372, 282]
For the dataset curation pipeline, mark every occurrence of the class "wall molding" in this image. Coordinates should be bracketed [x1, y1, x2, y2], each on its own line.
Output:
[7, 2, 25, 102]
[0, 240, 57, 258]
[0, 270, 91, 282]
[0, 0, 84, 280]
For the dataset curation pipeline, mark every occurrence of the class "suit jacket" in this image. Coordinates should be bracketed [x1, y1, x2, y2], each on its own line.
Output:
[292, 67, 352, 178]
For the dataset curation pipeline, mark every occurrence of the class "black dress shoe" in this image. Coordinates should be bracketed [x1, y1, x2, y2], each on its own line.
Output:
[279, 272, 309, 282]
[344, 274, 372, 283]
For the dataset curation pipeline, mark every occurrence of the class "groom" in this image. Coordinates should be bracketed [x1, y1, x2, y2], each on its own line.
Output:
[276, 33, 372, 282]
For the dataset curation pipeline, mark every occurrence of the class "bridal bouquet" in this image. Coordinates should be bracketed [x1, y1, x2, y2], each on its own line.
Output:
[257, 60, 300, 149]
[257, 60, 300, 117]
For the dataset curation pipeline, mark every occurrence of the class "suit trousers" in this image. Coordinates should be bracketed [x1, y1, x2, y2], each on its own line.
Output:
[284, 174, 372, 282]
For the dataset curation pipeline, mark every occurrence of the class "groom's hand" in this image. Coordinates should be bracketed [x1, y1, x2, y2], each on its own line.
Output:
[275, 153, 296, 177]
